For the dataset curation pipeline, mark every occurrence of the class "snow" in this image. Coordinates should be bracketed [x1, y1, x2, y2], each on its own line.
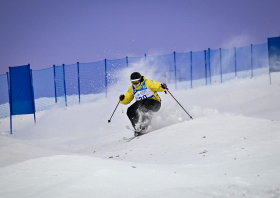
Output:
[0, 72, 280, 198]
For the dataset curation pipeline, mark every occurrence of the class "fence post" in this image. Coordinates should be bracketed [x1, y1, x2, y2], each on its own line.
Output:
[126, 56, 128, 67]
[267, 42, 272, 85]
[251, 44, 253, 78]
[8, 67, 13, 134]
[174, 51, 177, 90]
[145, 54, 147, 67]
[53, 65, 57, 103]
[6, 72, 10, 103]
[30, 68, 36, 123]
[220, 48, 223, 83]
[234, 47, 237, 77]
[204, 50, 207, 85]
[208, 48, 211, 84]
[190, 51, 193, 88]
[6, 72, 12, 134]
[62, 64, 67, 106]
[77, 62, 81, 104]
[105, 59, 107, 98]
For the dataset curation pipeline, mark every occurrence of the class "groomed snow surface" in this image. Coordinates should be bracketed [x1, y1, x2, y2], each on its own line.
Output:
[0, 72, 280, 198]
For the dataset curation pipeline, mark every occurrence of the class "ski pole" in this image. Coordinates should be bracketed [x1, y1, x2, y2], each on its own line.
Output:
[108, 101, 120, 123]
[166, 89, 193, 120]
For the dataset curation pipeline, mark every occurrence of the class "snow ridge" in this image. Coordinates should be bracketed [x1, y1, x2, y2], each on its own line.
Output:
[0, 73, 280, 198]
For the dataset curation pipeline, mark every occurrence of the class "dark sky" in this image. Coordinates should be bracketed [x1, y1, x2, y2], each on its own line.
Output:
[0, 0, 279, 74]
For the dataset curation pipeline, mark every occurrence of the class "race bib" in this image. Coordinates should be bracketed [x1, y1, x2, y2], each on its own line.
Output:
[132, 81, 154, 101]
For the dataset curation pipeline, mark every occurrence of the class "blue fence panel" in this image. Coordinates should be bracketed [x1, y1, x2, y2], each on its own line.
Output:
[236, 46, 251, 78]
[107, 58, 127, 88]
[253, 43, 269, 76]
[221, 48, 235, 81]
[32, 67, 55, 111]
[176, 52, 191, 82]
[268, 37, 280, 73]
[54, 65, 65, 104]
[192, 50, 205, 87]
[176, 52, 191, 88]
[205, 50, 211, 85]
[0, 74, 10, 118]
[127, 56, 143, 67]
[79, 61, 105, 98]
[9, 65, 35, 116]
[209, 49, 219, 84]
[64, 63, 79, 105]
[146, 53, 174, 85]
[209, 49, 221, 84]
[0, 74, 9, 105]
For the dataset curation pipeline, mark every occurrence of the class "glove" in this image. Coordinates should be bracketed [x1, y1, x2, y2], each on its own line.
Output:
[161, 83, 168, 89]
[119, 94, 125, 101]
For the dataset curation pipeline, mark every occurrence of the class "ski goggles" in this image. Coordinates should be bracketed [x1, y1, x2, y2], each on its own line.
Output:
[131, 79, 141, 85]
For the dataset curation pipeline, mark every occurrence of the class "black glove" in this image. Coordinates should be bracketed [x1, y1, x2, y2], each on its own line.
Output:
[119, 94, 125, 101]
[161, 83, 168, 89]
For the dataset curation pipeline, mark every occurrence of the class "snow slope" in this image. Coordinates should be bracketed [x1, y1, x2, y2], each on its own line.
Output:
[0, 72, 280, 198]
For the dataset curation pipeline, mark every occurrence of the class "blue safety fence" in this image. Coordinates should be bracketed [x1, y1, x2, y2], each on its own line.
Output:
[176, 52, 192, 88]
[236, 46, 252, 78]
[107, 58, 127, 86]
[32, 67, 55, 112]
[79, 61, 105, 96]
[221, 48, 236, 81]
[146, 53, 175, 85]
[192, 51, 206, 87]
[64, 63, 79, 106]
[253, 43, 269, 70]
[127, 56, 143, 67]
[0, 43, 270, 119]
[53, 65, 65, 106]
[209, 49, 220, 84]
[0, 73, 9, 119]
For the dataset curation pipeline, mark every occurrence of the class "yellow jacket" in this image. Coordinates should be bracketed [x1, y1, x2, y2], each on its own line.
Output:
[120, 75, 166, 105]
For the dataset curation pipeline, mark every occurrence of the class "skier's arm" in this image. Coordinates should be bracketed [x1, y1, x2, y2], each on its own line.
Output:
[120, 86, 134, 105]
[146, 79, 166, 92]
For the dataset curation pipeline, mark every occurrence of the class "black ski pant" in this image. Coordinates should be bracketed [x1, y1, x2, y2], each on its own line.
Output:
[127, 99, 161, 129]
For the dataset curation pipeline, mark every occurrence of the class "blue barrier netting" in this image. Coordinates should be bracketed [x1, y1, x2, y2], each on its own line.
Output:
[79, 61, 105, 96]
[176, 52, 191, 86]
[0, 74, 10, 118]
[0, 42, 270, 119]
[268, 37, 280, 73]
[107, 58, 127, 87]
[32, 67, 55, 111]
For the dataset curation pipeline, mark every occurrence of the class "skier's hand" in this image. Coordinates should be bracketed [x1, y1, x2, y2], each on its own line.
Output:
[161, 83, 168, 89]
[119, 94, 125, 101]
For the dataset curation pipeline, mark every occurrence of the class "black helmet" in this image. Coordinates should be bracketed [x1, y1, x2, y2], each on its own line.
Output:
[130, 72, 141, 81]
[130, 72, 143, 86]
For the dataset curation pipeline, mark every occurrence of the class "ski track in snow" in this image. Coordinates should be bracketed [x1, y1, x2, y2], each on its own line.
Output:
[0, 73, 280, 198]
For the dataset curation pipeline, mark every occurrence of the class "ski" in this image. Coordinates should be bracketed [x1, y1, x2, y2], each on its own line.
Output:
[126, 126, 147, 136]
[123, 126, 152, 142]
[123, 136, 136, 142]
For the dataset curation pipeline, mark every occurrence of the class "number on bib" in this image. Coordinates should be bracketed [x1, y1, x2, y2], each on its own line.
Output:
[139, 95, 147, 100]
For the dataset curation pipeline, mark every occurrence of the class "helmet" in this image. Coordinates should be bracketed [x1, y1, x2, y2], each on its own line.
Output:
[130, 72, 141, 81]
[130, 72, 142, 87]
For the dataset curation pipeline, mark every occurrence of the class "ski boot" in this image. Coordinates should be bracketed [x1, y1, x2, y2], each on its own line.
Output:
[134, 131, 141, 137]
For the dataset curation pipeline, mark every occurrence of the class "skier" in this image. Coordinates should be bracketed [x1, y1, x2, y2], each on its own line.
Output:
[119, 72, 167, 136]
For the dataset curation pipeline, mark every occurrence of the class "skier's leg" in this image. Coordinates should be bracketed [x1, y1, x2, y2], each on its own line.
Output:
[141, 99, 161, 113]
[126, 101, 140, 129]
[138, 99, 161, 130]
